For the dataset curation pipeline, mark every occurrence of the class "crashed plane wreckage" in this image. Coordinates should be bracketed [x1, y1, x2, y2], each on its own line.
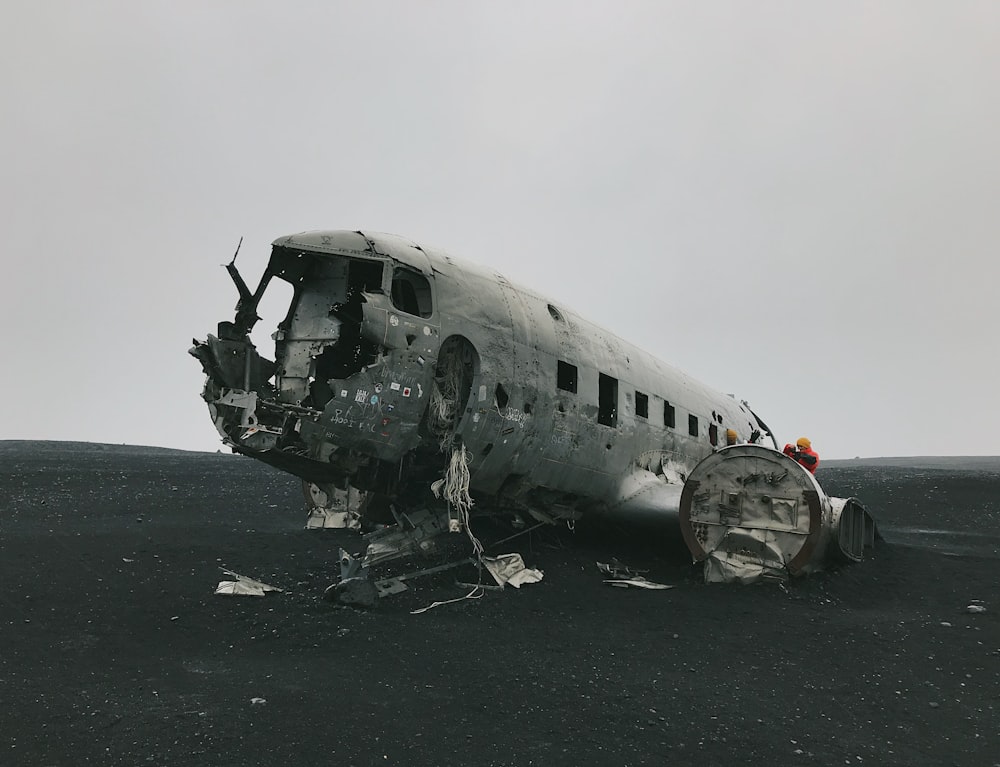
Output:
[191, 230, 877, 586]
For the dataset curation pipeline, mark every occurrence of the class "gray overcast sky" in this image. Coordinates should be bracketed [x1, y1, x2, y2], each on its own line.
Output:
[2, 1, 997, 458]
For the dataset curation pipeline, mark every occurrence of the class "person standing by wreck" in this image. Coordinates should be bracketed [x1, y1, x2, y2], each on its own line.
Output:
[783, 436, 819, 474]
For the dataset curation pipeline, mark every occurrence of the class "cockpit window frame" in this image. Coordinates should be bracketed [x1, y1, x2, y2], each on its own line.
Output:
[390, 265, 434, 319]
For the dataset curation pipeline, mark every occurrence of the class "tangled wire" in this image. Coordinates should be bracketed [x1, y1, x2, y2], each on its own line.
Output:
[427, 346, 468, 452]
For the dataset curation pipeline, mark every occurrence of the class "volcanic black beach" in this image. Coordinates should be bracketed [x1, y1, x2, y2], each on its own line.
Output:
[1, 441, 997, 766]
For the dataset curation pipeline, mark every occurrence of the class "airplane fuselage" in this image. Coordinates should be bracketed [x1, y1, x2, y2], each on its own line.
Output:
[192, 231, 772, 519]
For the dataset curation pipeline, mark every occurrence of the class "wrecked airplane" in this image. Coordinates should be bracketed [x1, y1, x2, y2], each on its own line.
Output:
[191, 230, 876, 585]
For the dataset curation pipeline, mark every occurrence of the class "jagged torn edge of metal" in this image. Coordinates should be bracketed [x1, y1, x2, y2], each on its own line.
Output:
[214, 569, 285, 597]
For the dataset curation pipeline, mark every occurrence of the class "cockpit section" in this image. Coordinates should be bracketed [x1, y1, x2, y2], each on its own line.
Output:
[191, 238, 442, 488]
[268, 246, 387, 409]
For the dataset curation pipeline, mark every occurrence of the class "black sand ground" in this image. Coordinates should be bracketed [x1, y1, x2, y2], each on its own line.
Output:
[1, 441, 998, 767]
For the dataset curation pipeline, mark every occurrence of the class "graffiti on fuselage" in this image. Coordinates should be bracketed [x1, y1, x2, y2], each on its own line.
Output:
[328, 407, 378, 433]
[497, 407, 528, 427]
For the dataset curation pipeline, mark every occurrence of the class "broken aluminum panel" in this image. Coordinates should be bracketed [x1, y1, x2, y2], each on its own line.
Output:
[604, 578, 674, 590]
[215, 570, 284, 597]
[482, 553, 544, 588]
[306, 509, 358, 530]
[596, 560, 673, 589]
[679, 445, 877, 584]
[596, 559, 648, 578]
[303, 481, 363, 530]
[362, 508, 451, 566]
[338, 549, 364, 580]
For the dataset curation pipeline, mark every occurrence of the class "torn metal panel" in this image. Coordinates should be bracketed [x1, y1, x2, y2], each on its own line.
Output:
[679, 445, 878, 583]
[482, 554, 544, 588]
[303, 482, 363, 530]
[701, 555, 786, 585]
[597, 560, 673, 589]
[604, 578, 674, 590]
[306, 509, 358, 529]
[362, 508, 451, 566]
[338, 549, 364, 580]
[596, 559, 648, 579]
[215, 581, 267, 597]
[215, 570, 284, 597]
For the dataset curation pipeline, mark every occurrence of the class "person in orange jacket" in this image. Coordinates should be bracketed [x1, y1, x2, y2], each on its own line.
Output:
[783, 436, 819, 474]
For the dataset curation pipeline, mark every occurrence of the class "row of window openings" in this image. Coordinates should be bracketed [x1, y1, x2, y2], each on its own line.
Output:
[557, 360, 702, 436]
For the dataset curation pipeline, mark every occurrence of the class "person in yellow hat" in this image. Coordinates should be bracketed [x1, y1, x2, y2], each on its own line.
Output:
[783, 436, 819, 474]
[725, 428, 739, 446]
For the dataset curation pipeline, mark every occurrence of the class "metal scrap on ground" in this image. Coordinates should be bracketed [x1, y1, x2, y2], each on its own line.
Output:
[214, 569, 284, 597]
[482, 553, 544, 588]
[597, 560, 674, 590]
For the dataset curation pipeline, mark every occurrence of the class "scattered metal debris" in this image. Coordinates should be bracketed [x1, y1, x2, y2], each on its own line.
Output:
[373, 557, 475, 597]
[604, 578, 674, 590]
[597, 559, 647, 578]
[303, 482, 362, 530]
[597, 560, 673, 590]
[363, 508, 450, 567]
[214, 569, 284, 597]
[482, 554, 544, 588]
